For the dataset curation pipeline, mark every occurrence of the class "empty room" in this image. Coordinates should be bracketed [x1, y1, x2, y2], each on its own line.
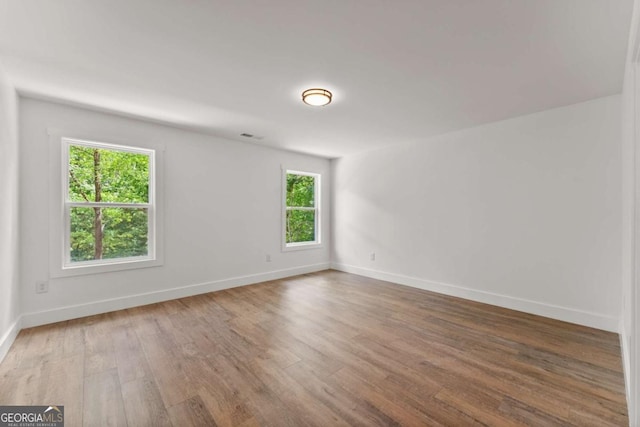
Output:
[1, 0, 639, 426]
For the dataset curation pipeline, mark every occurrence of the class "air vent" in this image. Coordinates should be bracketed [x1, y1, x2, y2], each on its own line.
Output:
[240, 133, 264, 140]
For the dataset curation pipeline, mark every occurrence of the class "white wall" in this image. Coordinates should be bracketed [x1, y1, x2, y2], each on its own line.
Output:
[19, 98, 330, 326]
[621, 80, 636, 426]
[621, 67, 638, 427]
[332, 95, 622, 332]
[0, 64, 20, 360]
[621, 0, 640, 423]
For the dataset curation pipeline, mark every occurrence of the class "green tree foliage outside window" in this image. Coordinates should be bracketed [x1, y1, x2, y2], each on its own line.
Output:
[68, 144, 150, 263]
[286, 173, 318, 244]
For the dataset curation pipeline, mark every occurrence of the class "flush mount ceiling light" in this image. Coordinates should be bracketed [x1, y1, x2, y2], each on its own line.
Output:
[302, 88, 332, 106]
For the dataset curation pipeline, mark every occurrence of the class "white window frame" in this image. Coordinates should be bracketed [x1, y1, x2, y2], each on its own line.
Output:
[49, 131, 164, 277]
[282, 168, 322, 251]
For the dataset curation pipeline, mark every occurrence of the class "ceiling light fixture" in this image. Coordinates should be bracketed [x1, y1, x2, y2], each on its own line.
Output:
[302, 88, 332, 106]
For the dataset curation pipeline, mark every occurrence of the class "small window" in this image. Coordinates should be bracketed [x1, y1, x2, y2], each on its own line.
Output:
[63, 138, 156, 268]
[283, 170, 321, 249]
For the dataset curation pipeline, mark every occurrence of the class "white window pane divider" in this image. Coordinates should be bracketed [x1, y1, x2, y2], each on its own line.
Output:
[66, 202, 151, 208]
[286, 206, 316, 211]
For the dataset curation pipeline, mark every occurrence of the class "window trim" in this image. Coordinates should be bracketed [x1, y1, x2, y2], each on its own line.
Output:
[62, 138, 156, 269]
[282, 168, 322, 251]
[48, 130, 164, 277]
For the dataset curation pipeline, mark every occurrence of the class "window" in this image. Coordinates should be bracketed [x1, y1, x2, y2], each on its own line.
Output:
[62, 138, 156, 269]
[283, 169, 321, 249]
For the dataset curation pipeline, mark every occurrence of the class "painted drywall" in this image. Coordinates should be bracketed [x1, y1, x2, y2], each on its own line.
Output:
[19, 98, 330, 326]
[620, 63, 636, 427]
[0, 64, 20, 360]
[621, 0, 640, 422]
[332, 95, 622, 332]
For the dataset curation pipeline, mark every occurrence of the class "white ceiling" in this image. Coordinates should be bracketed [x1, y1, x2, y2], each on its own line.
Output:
[0, 0, 633, 158]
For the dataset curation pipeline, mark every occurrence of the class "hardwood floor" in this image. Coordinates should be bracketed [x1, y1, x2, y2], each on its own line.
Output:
[0, 270, 628, 426]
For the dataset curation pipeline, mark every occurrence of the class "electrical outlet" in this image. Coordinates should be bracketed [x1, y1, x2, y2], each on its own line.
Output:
[370, 252, 376, 261]
[266, 254, 272, 262]
[36, 281, 49, 294]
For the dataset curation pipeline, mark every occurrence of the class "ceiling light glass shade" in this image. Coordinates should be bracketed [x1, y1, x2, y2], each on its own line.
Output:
[302, 88, 332, 106]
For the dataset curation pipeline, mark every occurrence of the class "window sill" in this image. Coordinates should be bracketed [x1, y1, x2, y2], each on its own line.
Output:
[282, 242, 323, 252]
[52, 257, 163, 278]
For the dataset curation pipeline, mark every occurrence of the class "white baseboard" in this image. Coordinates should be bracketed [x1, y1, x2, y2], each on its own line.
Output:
[0, 317, 22, 364]
[619, 320, 632, 414]
[331, 263, 619, 332]
[21, 263, 330, 329]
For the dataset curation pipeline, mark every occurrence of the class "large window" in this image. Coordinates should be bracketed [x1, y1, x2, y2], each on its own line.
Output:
[283, 170, 321, 249]
[62, 138, 156, 268]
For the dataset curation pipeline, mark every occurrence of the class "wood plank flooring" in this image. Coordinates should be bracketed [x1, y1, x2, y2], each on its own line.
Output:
[0, 270, 628, 426]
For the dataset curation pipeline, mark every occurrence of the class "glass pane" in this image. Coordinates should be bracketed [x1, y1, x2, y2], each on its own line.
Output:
[68, 144, 149, 203]
[70, 207, 149, 262]
[286, 173, 315, 208]
[286, 209, 316, 243]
